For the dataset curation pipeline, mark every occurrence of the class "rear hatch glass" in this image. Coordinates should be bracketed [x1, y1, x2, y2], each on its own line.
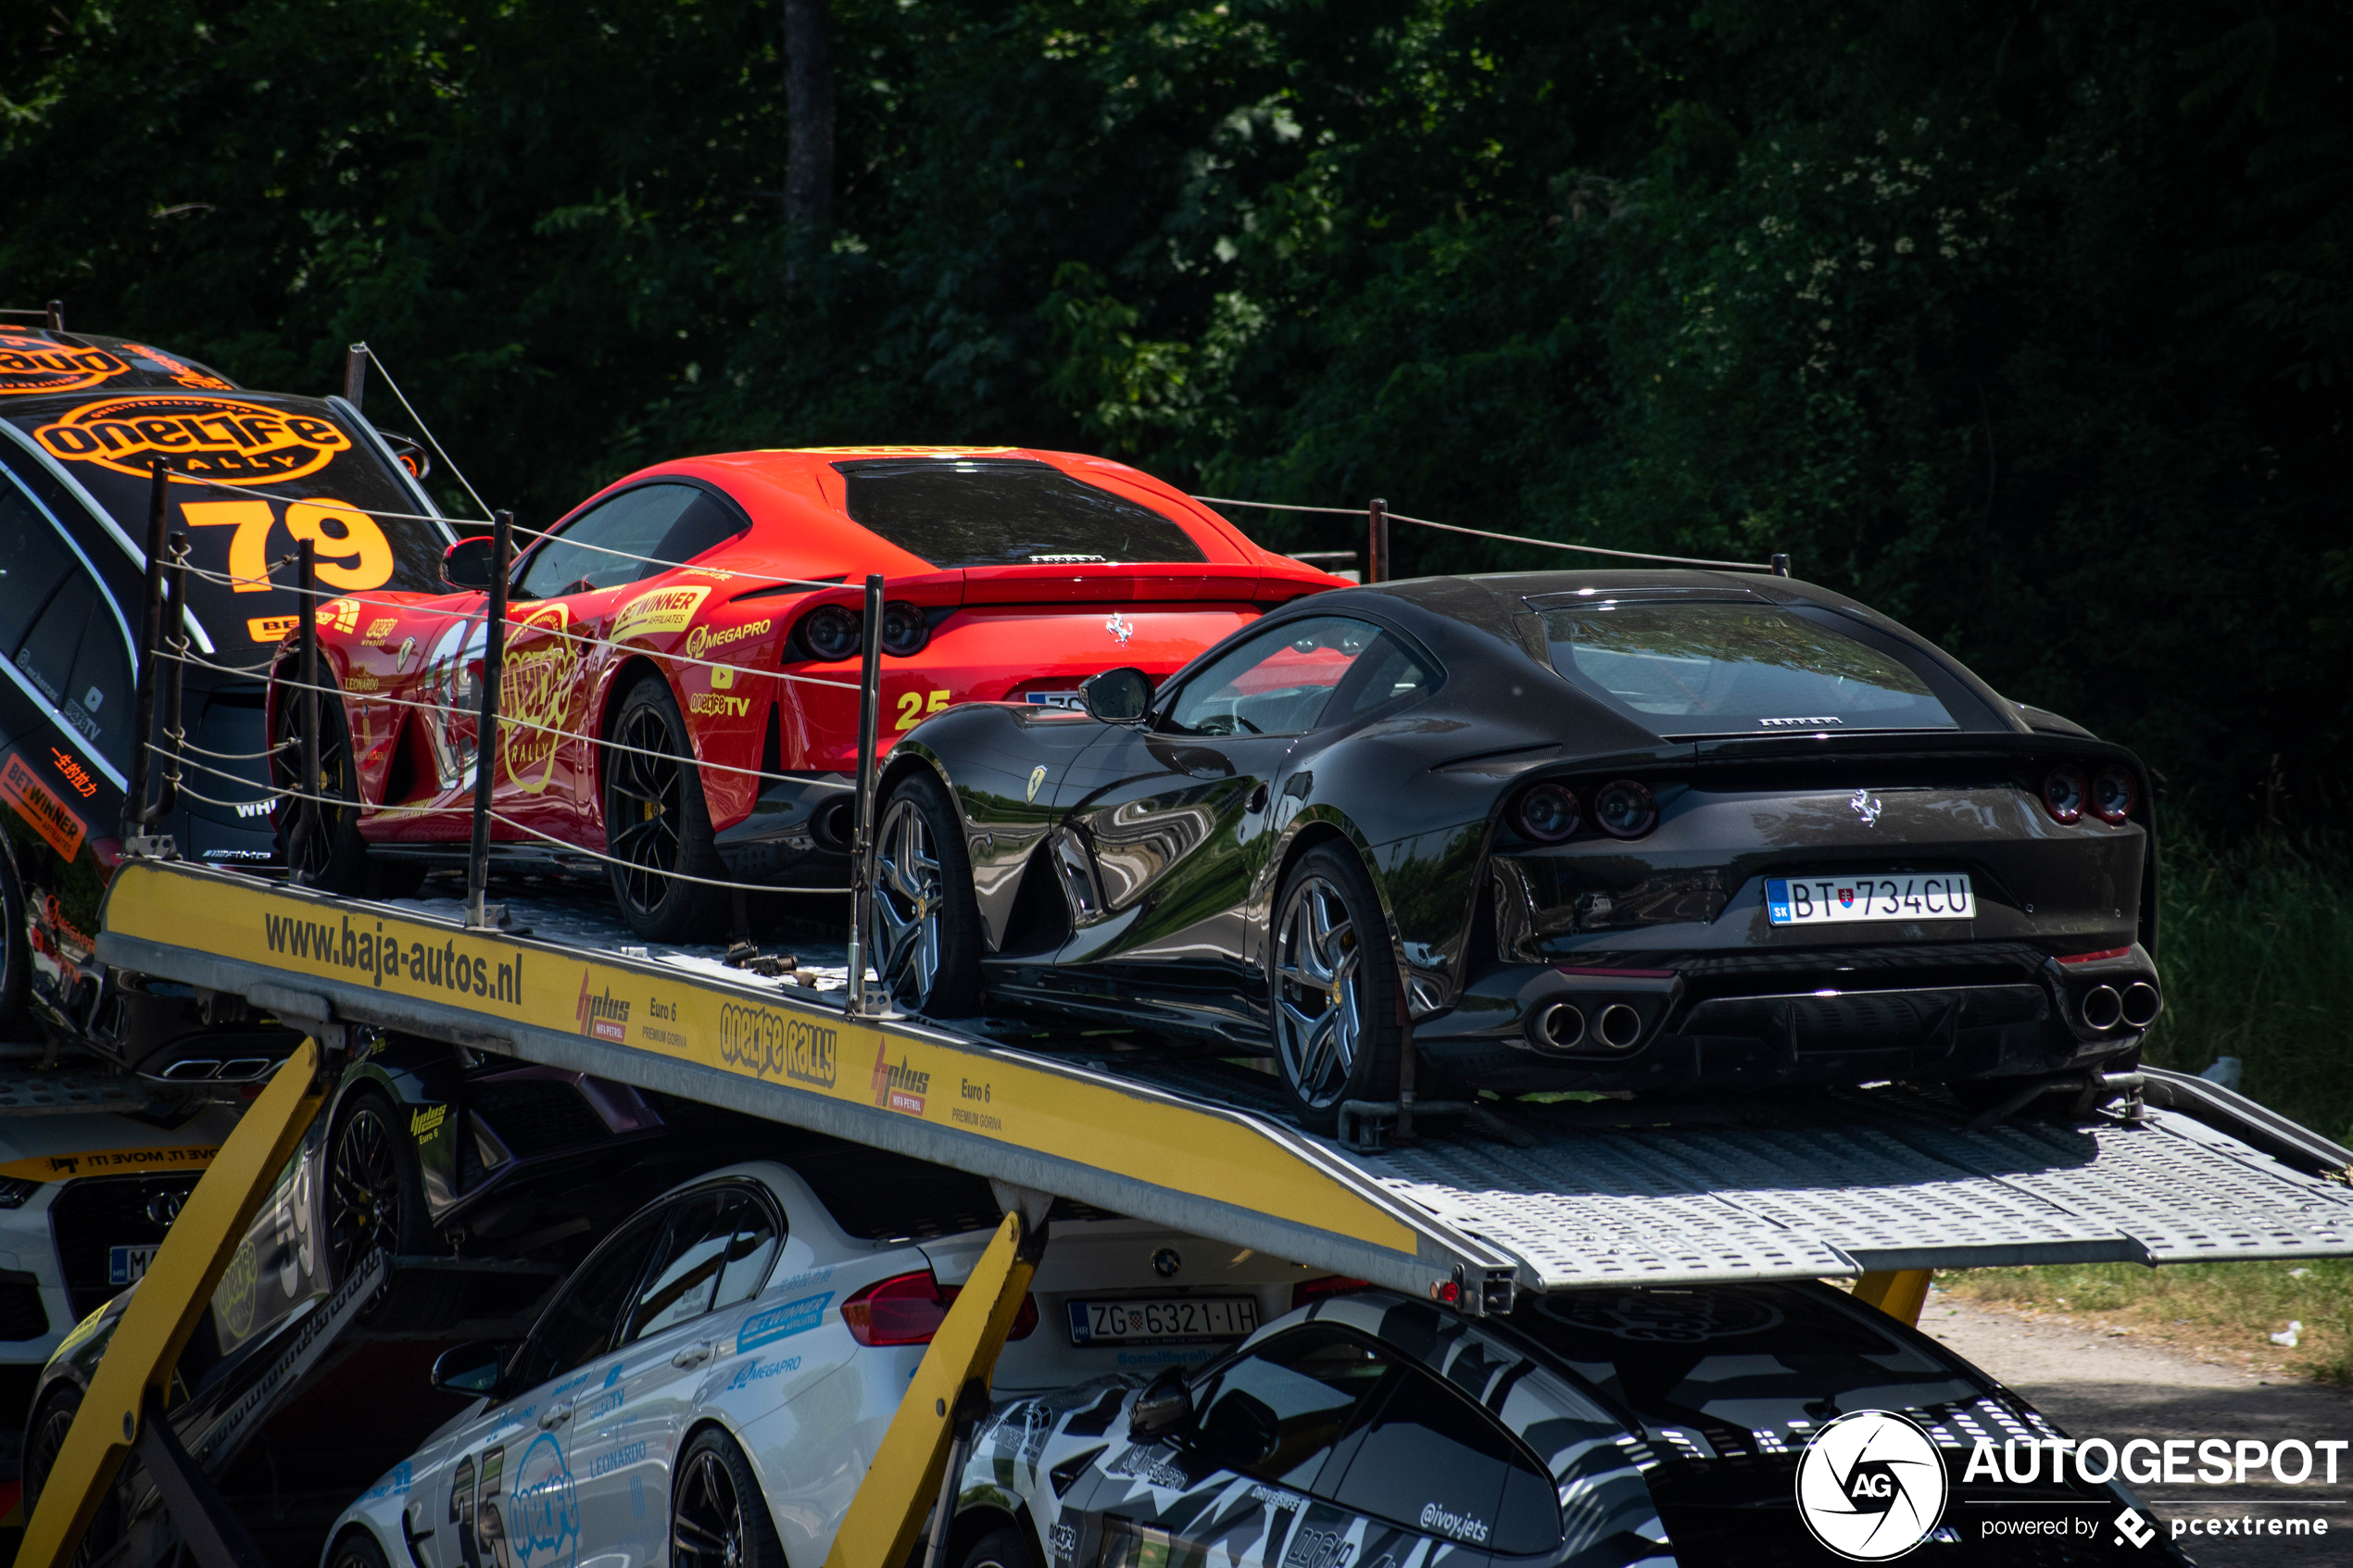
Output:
[837, 458, 1207, 568]
[1537, 597, 1957, 736]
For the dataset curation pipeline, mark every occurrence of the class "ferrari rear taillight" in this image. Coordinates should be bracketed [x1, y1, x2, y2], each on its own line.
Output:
[1593, 780, 1658, 839]
[799, 604, 861, 662]
[2092, 766, 2136, 824]
[2041, 767, 2087, 824]
[840, 1269, 1038, 1347]
[1513, 784, 1580, 842]
[879, 600, 930, 657]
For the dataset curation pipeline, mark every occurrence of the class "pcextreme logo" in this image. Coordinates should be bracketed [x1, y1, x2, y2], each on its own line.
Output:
[1795, 1411, 1950, 1561]
[33, 395, 352, 482]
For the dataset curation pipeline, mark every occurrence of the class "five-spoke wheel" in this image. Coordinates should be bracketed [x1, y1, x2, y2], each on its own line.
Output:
[604, 676, 724, 941]
[869, 771, 982, 1016]
[673, 1430, 784, 1568]
[1271, 843, 1400, 1129]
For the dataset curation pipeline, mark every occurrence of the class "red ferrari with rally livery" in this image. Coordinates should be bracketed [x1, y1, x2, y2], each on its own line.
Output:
[271, 447, 1340, 937]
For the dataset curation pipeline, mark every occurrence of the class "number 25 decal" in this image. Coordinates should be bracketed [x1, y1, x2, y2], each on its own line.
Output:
[181, 495, 396, 592]
[895, 689, 950, 730]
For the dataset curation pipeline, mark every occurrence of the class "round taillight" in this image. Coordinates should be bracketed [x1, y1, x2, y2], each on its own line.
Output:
[1593, 780, 1658, 839]
[879, 600, 930, 658]
[799, 604, 861, 661]
[1514, 784, 1580, 843]
[2092, 765, 2135, 824]
[2042, 767, 2087, 824]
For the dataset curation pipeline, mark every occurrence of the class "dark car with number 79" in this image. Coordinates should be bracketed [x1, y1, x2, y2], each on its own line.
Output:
[874, 569, 2161, 1131]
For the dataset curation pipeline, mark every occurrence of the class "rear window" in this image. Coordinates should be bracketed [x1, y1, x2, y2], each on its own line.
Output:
[1539, 598, 1955, 736]
[837, 458, 1206, 568]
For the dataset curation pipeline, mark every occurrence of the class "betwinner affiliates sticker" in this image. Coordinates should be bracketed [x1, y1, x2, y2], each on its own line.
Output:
[34, 395, 351, 483]
[611, 585, 711, 641]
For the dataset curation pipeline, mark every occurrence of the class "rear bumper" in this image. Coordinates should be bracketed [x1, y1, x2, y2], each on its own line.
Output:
[712, 771, 855, 888]
[1413, 940, 2158, 1092]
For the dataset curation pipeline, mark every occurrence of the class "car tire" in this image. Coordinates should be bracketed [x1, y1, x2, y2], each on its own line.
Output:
[672, 1427, 786, 1568]
[325, 1527, 393, 1568]
[1270, 842, 1403, 1133]
[604, 674, 725, 942]
[324, 1086, 431, 1282]
[960, 1525, 1044, 1568]
[25, 1384, 123, 1565]
[271, 684, 373, 892]
[0, 850, 32, 1041]
[870, 770, 983, 1017]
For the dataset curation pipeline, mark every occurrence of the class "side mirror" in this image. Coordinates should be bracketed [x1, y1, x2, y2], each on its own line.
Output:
[1080, 667, 1152, 724]
[1127, 1365, 1194, 1440]
[441, 536, 496, 590]
[431, 1340, 510, 1396]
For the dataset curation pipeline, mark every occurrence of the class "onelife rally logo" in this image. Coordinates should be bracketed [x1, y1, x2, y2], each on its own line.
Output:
[871, 1044, 929, 1115]
[33, 395, 350, 482]
[1794, 1411, 1950, 1561]
[575, 971, 631, 1043]
[0, 332, 130, 395]
[502, 605, 580, 793]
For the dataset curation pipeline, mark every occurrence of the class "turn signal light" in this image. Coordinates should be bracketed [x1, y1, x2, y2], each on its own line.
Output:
[1514, 784, 1580, 842]
[2092, 765, 2136, 824]
[799, 604, 861, 662]
[880, 600, 931, 658]
[841, 1270, 1038, 1347]
[1593, 780, 1658, 839]
[2041, 767, 2087, 824]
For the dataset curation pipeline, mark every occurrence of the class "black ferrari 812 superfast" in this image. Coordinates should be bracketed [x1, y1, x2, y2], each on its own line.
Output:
[872, 571, 2159, 1130]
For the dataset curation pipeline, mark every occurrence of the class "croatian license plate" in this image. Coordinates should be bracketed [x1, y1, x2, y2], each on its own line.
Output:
[109, 1244, 158, 1286]
[1068, 1297, 1260, 1347]
[1767, 873, 1975, 925]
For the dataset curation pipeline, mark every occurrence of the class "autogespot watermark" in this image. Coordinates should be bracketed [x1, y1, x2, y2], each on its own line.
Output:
[1795, 1413, 2347, 1559]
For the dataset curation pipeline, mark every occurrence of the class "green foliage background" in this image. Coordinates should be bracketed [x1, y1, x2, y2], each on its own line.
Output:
[5, 0, 2348, 818]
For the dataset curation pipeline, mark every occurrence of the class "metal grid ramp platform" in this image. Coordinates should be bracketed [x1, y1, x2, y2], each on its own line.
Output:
[95, 859, 2353, 1311]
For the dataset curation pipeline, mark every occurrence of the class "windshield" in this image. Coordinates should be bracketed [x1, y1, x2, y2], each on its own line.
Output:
[1539, 598, 1955, 736]
[837, 458, 1207, 568]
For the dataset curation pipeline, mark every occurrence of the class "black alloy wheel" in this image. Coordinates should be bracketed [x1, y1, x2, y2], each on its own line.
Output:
[603, 676, 724, 942]
[326, 1528, 393, 1568]
[673, 1429, 786, 1568]
[1270, 842, 1403, 1131]
[326, 1088, 425, 1282]
[870, 771, 982, 1017]
[271, 681, 371, 891]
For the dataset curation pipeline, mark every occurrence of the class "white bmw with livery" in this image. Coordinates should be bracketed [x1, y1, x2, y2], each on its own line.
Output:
[320, 1154, 1308, 1568]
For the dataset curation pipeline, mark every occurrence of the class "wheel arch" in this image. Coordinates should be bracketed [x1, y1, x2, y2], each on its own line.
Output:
[948, 1498, 1038, 1568]
[323, 1520, 394, 1568]
[1266, 810, 1408, 976]
[597, 653, 676, 763]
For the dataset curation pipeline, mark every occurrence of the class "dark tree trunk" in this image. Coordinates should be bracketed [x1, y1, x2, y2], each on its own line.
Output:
[784, 0, 833, 226]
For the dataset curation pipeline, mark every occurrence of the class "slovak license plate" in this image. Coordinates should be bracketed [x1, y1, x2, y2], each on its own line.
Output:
[1026, 692, 1084, 709]
[109, 1244, 159, 1286]
[1068, 1297, 1260, 1347]
[1767, 873, 1975, 925]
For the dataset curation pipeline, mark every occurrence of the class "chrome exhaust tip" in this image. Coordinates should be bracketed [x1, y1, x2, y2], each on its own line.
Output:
[2120, 981, 2160, 1029]
[2082, 984, 2124, 1031]
[1597, 1003, 1643, 1050]
[1530, 1001, 1586, 1051]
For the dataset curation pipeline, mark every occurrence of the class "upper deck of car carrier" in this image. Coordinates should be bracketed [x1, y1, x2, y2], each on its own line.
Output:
[93, 857, 2353, 1314]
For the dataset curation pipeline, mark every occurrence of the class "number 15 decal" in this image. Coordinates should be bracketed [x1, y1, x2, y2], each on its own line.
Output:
[895, 689, 950, 730]
[182, 495, 396, 592]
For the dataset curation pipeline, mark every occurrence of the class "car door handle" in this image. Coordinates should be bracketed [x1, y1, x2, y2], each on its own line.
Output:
[673, 1340, 716, 1368]
[539, 1401, 573, 1429]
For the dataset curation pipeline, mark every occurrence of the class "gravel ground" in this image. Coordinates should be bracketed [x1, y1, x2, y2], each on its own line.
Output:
[1923, 1287, 2353, 1564]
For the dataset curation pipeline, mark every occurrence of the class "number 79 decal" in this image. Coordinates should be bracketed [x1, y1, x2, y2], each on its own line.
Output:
[182, 495, 395, 593]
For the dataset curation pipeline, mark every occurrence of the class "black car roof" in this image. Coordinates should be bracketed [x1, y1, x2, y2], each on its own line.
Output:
[0, 327, 241, 398]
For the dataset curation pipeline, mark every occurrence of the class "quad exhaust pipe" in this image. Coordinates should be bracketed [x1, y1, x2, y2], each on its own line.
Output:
[2120, 981, 2161, 1029]
[2081, 984, 2123, 1031]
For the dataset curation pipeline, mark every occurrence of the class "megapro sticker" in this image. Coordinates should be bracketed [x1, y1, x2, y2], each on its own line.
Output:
[611, 585, 711, 641]
[737, 1292, 833, 1352]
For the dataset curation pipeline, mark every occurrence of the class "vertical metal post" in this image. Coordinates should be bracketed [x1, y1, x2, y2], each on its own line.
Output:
[45, 300, 63, 332]
[845, 574, 885, 1014]
[293, 538, 321, 881]
[124, 460, 171, 841]
[1771, 552, 1792, 577]
[342, 344, 369, 409]
[464, 510, 512, 929]
[1367, 497, 1389, 584]
[149, 533, 190, 825]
